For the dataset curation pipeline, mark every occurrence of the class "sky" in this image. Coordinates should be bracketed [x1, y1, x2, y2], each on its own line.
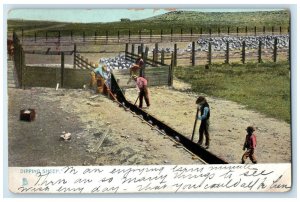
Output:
[7, 8, 284, 23]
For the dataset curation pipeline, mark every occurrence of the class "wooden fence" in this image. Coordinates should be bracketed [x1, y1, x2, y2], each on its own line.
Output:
[18, 26, 289, 45]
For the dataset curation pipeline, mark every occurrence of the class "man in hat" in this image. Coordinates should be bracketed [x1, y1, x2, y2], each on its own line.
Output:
[196, 96, 210, 149]
[127, 56, 144, 84]
[90, 63, 109, 93]
[132, 75, 150, 109]
[242, 126, 257, 164]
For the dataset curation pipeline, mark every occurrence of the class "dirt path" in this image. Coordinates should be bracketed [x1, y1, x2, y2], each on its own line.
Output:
[8, 87, 203, 167]
[125, 78, 291, 164]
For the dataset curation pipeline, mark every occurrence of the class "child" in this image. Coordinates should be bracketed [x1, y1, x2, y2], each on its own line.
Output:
[242, 126, 257, 164]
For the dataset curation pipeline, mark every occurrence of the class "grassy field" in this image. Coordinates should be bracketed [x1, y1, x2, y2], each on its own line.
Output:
[8, 10, 290, 36]
[174, 61, 291, 123]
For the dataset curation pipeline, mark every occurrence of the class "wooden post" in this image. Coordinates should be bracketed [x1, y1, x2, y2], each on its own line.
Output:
[20, 47, 24, 88]
[131, 44, 135, 57]
[227, 27, 230, 36]
[61, 52, 65, 88]
[272, 26, 274, 35]
[192, 41, 195, 66]
[169, 53, 174, 86]
[209, 28, 212, 36]
[236, 27, 239, 36]
[141, 46, 149, 77]
[139, 30, 141, 42]
[218, 27, 220, 36]
[241, 41, 246, 64]
[273, 38, 278, 62]
[245, 26, 248, 36]
[161, 29, 163, 42]
[190, 28, 193, 41]
[125, 43, 129, 59]
[106, 30, 108, 44]
[138, 46, 141, 55]
[71, 31, 73, 41]
[161, 49, 165, 64]
[171, 28, 173, 42]
[21, 28, 24, 42]
[46, 32, 48, 41]
[200, 27, 203, 36]
[263, 26, 266, 34]
[141, 43, 144, 56]
[225, 41, 229, 64]
[150, 29, 152, 42]
[94, 31, 97, 44]
[288, 34, 290, 63]
[58, 31, 61, 42]
[258, 40, 262, 63]
[208, 42, 212, 65]
[154, 43, 158, 66]
[118, 30, 120, 43]
[254, 26, 257, 36]
[73, 44, 77, 69]
[180, 28, 183, 42]
[83, 31, 85, 42]
[288, 26, 290, 33]
[34, 32, 37, 42]
[280, 26, 282, 34]
[128, 29, 131, 42]
[174, 43, 177, 67]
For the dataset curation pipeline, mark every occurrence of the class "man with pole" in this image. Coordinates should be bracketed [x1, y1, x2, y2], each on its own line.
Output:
[132, 75, 150, 109]
[191, 96, 210, 149]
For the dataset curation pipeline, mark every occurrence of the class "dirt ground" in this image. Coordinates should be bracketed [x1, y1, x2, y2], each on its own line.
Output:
[125, 78, 291, 164]
[8, 86, 204, 167]
[8, 77, 291, 167]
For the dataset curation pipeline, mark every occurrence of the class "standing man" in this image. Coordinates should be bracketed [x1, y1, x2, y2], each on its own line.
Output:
[196, 96, 210, 149]
[132, 75, 150, 109]
[242, 126, 257, 164]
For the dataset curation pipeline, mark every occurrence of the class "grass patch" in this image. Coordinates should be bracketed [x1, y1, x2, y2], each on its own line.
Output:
[175, 61, 291, 123]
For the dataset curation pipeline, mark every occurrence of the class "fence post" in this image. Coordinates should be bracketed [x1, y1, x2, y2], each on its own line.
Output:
[61, 52, 65, 88]
[280, 26, 282, 34]
[139, 30, 141, 42]
[128, 29, 131, 42]
[273, 38, 278, 62]
[272, 26, 274, 35]
[174, 43, 177, 67]
[190, 28, 193, 41]
[118, 30, 120, 43]
[20, 47, 24, 88]
[71, 31, 73, 41]
[141, 43, 144, 56]
[236, 27, 239, 36]
[254, 26, 257, 36]
[181, 28, 183, 42]
[225, 41, 229, 64]
[21, 28, 24, 42]
[46, 32, 48, 41]
[106, 30, 108, 44]
[34, 32, 37, 42]
[263, 26, 266, 34]
[218, 27, 220, 37]
[245, 26, 248, 36]
[154, 43, 158, 66]
[227, 27, 230, 36]
[288, 26, 290, 33]
[171, 28, 173, 42]
[200, 27, 203, 36]
[160, 49, 164, 64]
[58, 31, 61, 42]
[258, 40, 262, 63]
[138, 46, 141, 55]
[83, 31, 85, 42]
[161, 29, 163, 42]
[209, 28, 212, 36]
[241, 41, 246, 64]
[125, 43, 129, 60]
[169, 53, 174, 86]
[95, 31, 97, 44]
[150, 29, 152, 42]
[73, 44, 77, 69]
[208, 42, 212, 65]
[192, 41, 195, 66]
[131, 44, 135, 57]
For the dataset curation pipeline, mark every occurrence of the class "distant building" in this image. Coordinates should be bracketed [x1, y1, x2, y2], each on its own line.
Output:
[120, 18, 131, 22]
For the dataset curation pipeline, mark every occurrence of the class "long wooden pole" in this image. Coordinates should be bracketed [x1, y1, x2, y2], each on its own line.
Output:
[191, 108, 200, 141]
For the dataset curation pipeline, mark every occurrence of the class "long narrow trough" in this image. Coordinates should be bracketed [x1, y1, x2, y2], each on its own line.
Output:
[110, 73, 228, 164]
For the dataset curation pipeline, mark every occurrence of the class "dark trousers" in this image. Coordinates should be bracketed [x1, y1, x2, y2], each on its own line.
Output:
[198, 120, 210, 146]
[139, 87, 150, 108]
[242, 149, 257, 164]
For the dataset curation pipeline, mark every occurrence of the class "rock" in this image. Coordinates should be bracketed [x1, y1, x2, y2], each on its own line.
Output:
[60, 132, 71, 141]
[138, 137, 144, 142]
